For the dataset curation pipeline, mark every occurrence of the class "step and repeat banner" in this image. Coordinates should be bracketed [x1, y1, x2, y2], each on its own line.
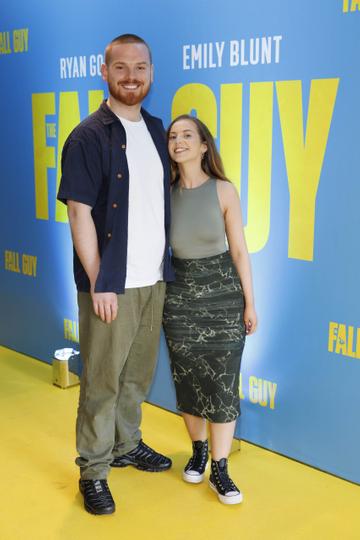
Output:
[1, 0, 359, 483]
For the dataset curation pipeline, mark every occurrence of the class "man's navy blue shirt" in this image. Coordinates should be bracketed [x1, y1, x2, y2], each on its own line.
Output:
[57, 100, 174, 294]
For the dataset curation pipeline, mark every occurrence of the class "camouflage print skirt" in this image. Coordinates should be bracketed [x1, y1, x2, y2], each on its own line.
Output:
[163, 251, 246, 423]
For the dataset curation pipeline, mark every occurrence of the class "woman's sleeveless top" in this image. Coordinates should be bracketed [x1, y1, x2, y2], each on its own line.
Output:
[170, 178, 227, 259]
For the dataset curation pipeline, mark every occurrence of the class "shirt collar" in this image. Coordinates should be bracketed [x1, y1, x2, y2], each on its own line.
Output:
[98, 99, 150, 125]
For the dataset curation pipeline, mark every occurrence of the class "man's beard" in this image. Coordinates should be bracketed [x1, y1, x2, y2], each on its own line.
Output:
[108, 79, 151, 106]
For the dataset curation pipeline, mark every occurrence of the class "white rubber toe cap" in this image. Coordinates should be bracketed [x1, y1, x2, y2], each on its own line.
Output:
[183, 470, 205, 484]
[209, 480, 243, 504]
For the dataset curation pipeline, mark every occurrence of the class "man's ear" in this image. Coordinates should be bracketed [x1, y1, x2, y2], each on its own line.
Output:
[100, 63, 108, 82]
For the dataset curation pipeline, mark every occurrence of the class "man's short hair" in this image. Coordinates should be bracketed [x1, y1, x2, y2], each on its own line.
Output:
[105, 34, 152, 65]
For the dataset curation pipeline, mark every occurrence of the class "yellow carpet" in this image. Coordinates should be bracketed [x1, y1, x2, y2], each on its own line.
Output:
[0, 346, 359, 540]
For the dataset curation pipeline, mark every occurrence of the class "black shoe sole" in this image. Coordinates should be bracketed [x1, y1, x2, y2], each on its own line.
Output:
[111, 458, 172, 472]
[83, 503, 115, 515]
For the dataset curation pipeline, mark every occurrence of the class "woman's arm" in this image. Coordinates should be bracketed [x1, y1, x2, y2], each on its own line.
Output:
[217, 181, 257, 335]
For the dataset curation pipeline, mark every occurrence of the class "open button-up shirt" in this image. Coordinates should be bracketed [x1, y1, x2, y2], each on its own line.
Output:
[58, 100, 174, 294]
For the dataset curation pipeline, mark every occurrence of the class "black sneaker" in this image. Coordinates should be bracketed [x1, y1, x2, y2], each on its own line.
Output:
[209, 458, 243, 505]
[111, 439, 172, 472]
[79, 479, 115, 515]
[183, 440, 209, 484]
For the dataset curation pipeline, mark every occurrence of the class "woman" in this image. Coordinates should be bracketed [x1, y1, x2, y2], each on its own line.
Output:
[163, 114, 257, 505]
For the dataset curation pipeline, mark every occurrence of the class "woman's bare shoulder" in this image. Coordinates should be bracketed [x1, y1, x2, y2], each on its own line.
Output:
[215, 179, 239, 201]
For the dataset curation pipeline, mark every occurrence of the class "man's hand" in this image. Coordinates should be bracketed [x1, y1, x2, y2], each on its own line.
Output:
[91, 291, 118, 324]
[67, 201, 118, 324]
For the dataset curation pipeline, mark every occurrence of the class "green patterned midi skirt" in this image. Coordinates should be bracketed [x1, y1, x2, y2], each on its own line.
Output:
[163, 251, 246, 423]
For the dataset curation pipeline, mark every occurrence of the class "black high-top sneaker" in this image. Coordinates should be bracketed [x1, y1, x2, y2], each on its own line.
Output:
[183, 440, 209, 484]
[209, 458, 243, 504]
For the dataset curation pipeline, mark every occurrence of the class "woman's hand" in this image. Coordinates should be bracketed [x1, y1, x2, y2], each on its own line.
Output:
[244, 305, 257, 335]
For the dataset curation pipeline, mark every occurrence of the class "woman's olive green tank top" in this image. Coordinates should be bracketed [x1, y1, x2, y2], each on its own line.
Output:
[170, 178, 227, 259]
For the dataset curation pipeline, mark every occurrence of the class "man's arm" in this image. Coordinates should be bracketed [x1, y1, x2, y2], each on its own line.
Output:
[67, 200, 118, 324]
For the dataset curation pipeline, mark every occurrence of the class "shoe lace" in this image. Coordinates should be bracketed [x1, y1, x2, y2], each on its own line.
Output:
[138, 440, 152, 453]
[131, 440, 165, 465]
[212, 462, 239, 494]
[186, 441, 208, 471]
[85, 480, 113, 504]
[217, 471, 238, 492]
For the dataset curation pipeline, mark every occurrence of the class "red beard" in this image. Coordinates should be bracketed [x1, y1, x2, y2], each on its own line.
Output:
[108, 79, 151, 106]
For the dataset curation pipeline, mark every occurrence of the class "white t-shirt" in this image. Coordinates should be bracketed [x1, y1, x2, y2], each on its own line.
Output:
[117, 115, 165, 288]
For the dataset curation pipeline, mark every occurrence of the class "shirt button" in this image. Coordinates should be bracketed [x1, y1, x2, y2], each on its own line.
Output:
[112, 203, 118, 209]
[117, 173, 122, 179]
[107, 232, 112, 238]
[121, 144, 126, 149]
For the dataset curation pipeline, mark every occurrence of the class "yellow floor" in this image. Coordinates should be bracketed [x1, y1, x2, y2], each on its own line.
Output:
[0, 346, 359, 540]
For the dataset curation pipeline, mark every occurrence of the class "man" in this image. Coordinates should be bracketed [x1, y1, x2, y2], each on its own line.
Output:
[58, 34, 174, 515]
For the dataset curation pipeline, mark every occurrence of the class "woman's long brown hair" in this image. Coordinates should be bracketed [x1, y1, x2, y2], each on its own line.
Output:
[167, 114, 230, 184]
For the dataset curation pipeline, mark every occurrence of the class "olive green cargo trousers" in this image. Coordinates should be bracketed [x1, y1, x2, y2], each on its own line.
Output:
[76, 282, 166, 480]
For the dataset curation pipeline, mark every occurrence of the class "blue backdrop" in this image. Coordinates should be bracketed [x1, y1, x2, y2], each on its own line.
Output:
[1, 0, 359, 484]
